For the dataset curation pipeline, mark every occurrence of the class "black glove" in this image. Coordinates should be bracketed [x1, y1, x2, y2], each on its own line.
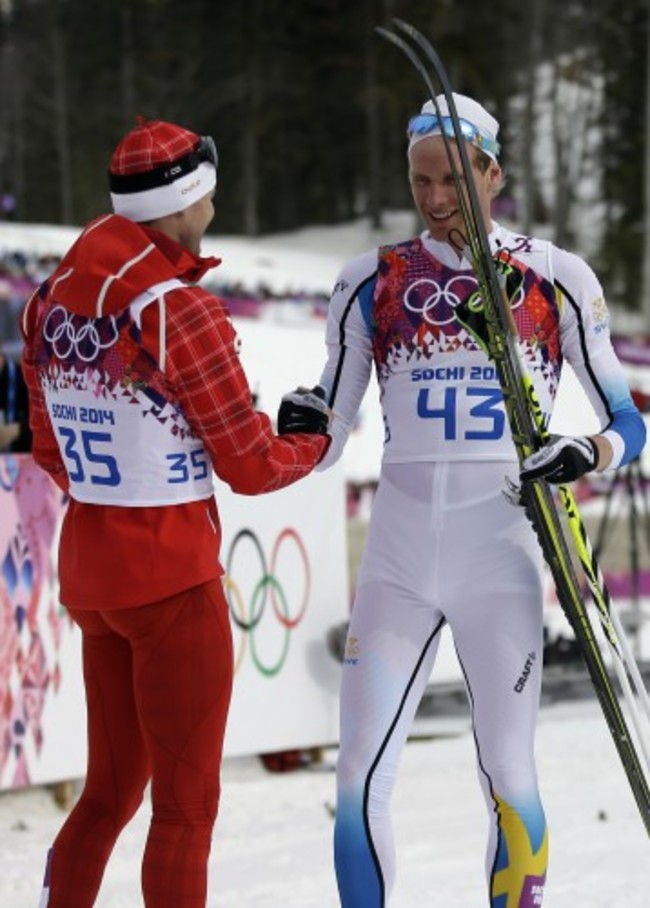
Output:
[277, 385, 330, 435]
[520, 435, 598, 484]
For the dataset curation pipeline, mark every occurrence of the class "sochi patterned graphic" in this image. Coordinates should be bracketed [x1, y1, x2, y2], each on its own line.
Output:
[371, 239, 561, 395]
[0, 454, 70, 787]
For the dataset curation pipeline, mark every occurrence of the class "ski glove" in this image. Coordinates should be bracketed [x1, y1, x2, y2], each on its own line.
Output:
[520, 434, 599, 484]
[277, 385, 330, 435]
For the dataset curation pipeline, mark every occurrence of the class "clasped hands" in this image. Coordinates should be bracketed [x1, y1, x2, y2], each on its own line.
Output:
[276, 391, 600, 487]
[277, 386, 331, 436]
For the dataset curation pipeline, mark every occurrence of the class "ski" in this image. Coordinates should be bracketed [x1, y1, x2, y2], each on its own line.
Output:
[377, 17, 650, 835]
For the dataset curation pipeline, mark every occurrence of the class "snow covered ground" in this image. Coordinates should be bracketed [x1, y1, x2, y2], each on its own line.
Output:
[0, 698, 648, 907]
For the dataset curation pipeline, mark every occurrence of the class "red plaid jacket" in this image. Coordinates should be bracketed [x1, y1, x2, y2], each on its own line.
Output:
[21, 214, 328, 609]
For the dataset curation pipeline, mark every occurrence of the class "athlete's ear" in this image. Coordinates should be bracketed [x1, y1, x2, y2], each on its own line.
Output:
[487, 162, 504, 197]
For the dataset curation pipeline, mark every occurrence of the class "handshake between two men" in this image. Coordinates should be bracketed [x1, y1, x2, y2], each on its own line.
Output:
[277, 386, 331, 436]
[276, 385, 602, 486]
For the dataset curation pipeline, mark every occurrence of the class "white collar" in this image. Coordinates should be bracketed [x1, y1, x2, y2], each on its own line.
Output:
[420, 221, 501, 269]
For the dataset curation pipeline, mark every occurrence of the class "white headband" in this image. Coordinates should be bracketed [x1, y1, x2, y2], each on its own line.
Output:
[110, 161, 217, 222]
[408, 93, 501, 162]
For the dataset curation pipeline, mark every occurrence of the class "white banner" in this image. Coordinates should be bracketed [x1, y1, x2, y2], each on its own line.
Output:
[220, 467, 348, 755]
[0, 455, 348, 789]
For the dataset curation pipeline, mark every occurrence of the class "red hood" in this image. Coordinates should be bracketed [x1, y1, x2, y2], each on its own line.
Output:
[47, 213, 221, 317]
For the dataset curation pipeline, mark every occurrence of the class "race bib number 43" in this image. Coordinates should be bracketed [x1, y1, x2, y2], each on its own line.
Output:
[411, 366, 505, 441]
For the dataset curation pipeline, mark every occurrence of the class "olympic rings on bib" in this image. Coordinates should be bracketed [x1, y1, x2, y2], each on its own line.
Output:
[43, 306, 119, 363]
[403, 273, 524, 327]
[223, 527, 311, 677]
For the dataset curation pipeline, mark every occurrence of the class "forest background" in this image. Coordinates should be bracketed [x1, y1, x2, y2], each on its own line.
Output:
[0, 0, 648, 315]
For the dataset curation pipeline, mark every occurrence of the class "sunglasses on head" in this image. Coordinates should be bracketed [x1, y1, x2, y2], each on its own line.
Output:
[407, 113, 500, 159]
[195, 135, 218, 172]
[109, 135, 219, 194]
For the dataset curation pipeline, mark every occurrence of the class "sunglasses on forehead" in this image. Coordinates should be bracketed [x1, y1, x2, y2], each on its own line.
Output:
[109, 135, 219, 194]
[407, 113, 500, 159]
[196, 135, 218, 171]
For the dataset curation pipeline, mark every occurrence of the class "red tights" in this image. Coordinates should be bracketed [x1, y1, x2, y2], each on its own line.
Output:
[42, 579, 233, 908]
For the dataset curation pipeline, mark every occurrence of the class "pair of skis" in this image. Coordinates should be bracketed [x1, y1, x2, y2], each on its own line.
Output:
[377, 18, 650, 836]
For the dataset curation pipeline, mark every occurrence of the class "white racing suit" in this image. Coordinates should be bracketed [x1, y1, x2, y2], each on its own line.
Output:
[317, 223, 646, 907]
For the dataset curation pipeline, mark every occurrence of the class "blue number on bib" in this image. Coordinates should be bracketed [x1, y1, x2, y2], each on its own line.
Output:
[465, 388, 505, 440]
[417, 387, 457, 439]
[417, 386, 505, 440]
[166, 448, 209, 484]
[82, 430, 121, 485]
[59, 426, 84, 482]
[166, 452, 190, 483]
[58, 427, 121, 486]
[190, 448, 209, 480]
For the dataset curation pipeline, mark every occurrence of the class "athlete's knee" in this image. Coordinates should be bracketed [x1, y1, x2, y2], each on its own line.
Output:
[75, 782, 145, 835]
[85, 760, 149, 830]
[153, 776, 221, 828]
[336, 751, 364, 791]
[482, 752, 540, 800]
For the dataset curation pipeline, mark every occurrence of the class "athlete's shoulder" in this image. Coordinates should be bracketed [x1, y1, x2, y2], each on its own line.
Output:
[328, 247, 381, 310]
[165, 279, 223, 309]
[162, 282, 234, 347]
[493, 223, 553, 263]
[330, 236, 424, 300]
[495, 223, 600, 292]
[546, 243, 601, 292]
[539, 240, 610, 338]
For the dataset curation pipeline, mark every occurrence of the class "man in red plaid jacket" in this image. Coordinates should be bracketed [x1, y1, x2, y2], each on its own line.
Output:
[21, 117, 330, 908]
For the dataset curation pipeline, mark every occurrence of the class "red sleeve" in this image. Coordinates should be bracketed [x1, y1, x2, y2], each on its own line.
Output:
[157, 286, 329, 495]
[19, 292, 70, 493]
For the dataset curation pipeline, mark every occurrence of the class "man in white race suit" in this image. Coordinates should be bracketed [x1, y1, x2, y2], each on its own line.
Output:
[278, 93, 646, 907]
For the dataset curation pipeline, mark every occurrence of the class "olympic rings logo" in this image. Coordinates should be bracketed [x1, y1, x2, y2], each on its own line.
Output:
[403, 274, 524, 326]
[223, 527, 311, 677]
[43, 306, 119, 362]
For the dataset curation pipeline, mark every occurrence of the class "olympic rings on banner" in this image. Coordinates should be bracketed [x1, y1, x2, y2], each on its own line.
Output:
[223, 527, 311, 677]
[222, 575, 247, 675]
[270, 528, 310, 628]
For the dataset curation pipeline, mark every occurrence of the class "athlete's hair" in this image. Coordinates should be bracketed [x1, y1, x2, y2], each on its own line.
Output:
[471, 146, 506, 198]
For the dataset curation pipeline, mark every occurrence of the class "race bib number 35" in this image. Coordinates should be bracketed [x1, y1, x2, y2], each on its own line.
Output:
[58, 426, 121, 486]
